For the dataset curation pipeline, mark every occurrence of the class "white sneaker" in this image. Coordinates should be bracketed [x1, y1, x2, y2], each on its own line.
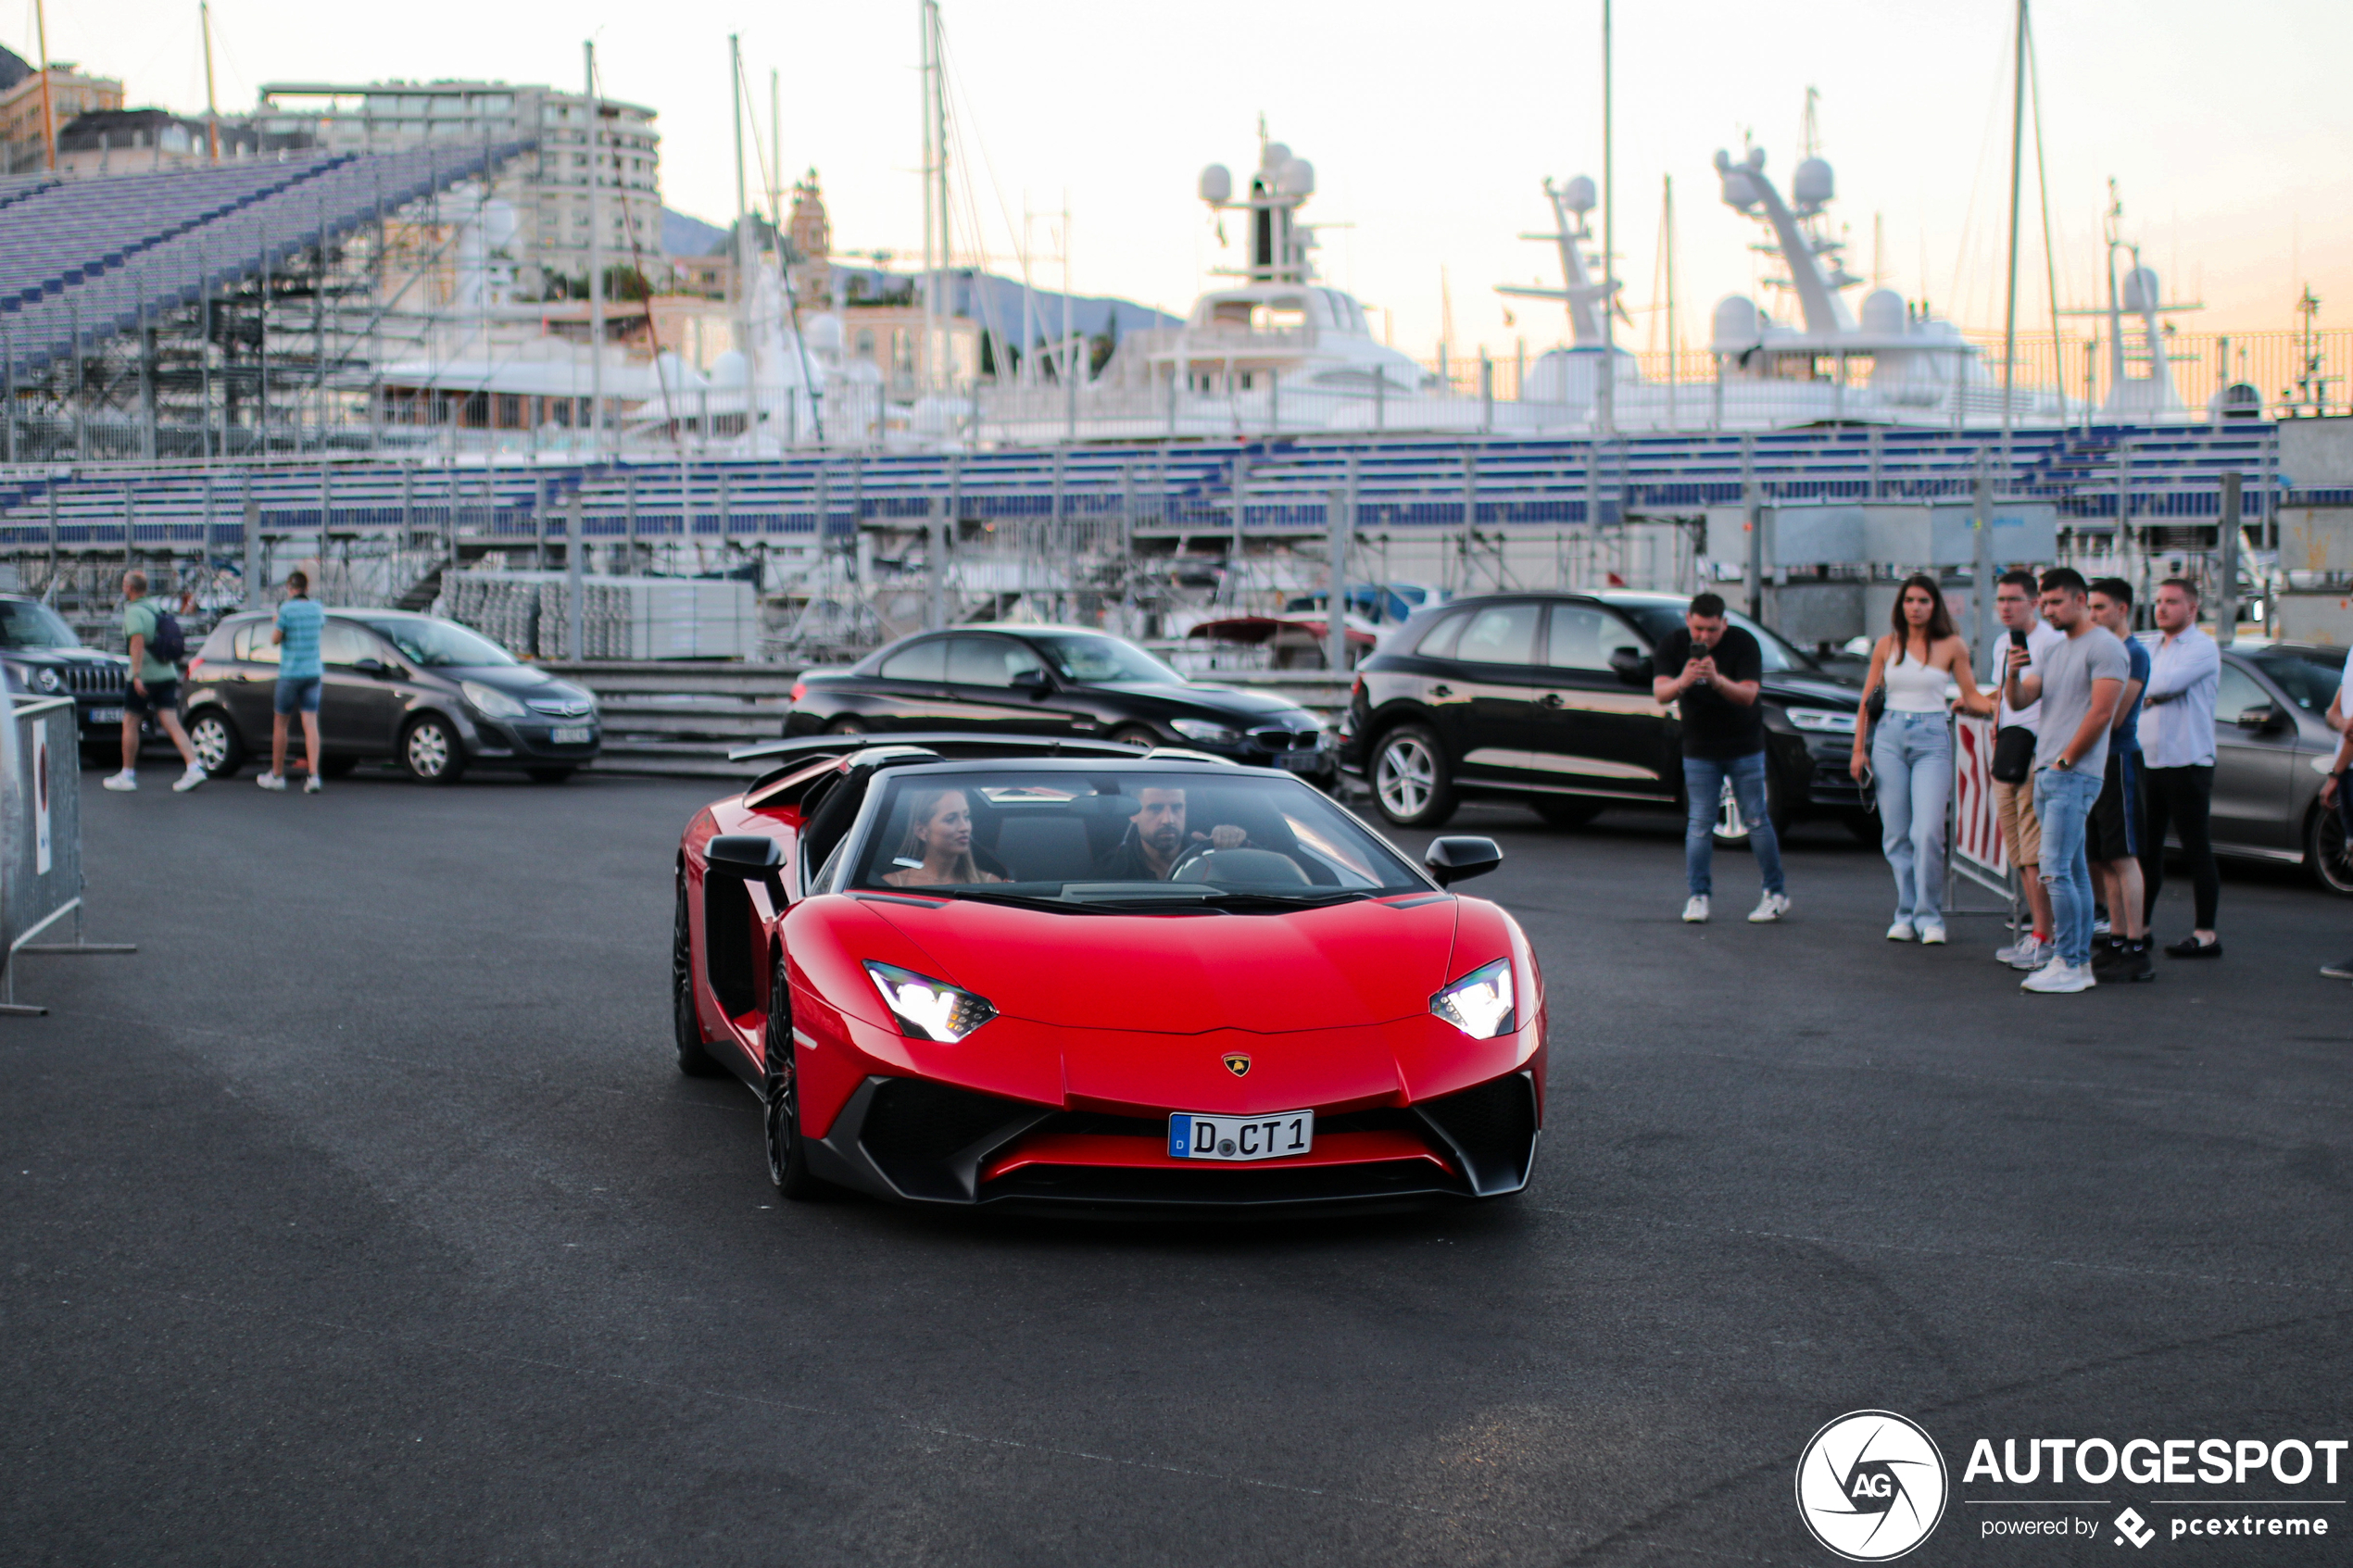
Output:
[2093, 915, 2111, 936]
[172, 765, 206, 793]
[1681, 896, 1710, 923]
[2021, 958, 2096, 994]
[303, 774, 322, 795]
[1748, 892, 1791, 923]
[1886, 921, 1917, 942]
[100, 771, 136, 792]
[2003, 935, 2054, 971]
[256, 772, 287, 792]
[1918, 922, 1947, 946]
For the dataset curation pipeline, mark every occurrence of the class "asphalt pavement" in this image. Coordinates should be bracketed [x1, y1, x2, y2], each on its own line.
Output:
[3, 767, 2348, 1566]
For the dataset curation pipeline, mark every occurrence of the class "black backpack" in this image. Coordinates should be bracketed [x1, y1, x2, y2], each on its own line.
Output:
[145, 607, 186, 665]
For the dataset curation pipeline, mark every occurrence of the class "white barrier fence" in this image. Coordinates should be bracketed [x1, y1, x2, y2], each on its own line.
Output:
[1, 694, 132, 1015]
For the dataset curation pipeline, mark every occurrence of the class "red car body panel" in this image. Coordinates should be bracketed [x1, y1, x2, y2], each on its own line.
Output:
[675, 751, 1547, 1214]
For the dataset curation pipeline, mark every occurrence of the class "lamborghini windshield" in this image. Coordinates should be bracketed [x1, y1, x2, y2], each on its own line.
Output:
[847, 768, 1424, 904]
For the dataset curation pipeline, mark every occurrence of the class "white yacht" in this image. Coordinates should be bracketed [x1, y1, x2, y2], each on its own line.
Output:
[1001, 132, 1439, 439]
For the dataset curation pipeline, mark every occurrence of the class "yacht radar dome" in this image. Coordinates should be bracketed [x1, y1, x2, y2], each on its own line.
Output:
[1262, 142, 1291, 170]
[2122, 265, 2160, 312]
[1713, 150, 1761, 212]
[1793, 157, 1834, 213]
[1199, 163, 1232, 206]
[1277, 157, 1315, 197]
[1563, 175, 1597, 217]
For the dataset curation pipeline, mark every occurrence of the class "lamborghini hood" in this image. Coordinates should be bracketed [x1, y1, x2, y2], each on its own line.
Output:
[866, 895, 1459, 1034]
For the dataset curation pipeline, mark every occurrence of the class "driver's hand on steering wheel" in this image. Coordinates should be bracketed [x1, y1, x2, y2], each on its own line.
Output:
[1206, 824, 1248, 849]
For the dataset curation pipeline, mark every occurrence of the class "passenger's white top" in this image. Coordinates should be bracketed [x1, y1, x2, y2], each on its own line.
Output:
[1881, 646, 1953, 712]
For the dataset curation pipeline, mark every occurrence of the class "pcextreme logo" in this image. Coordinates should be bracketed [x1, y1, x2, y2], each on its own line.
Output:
[1795, 1410, 1951, 1562]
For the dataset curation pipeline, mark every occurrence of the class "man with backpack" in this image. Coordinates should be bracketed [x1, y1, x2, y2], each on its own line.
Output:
[103, 571, 205, 793]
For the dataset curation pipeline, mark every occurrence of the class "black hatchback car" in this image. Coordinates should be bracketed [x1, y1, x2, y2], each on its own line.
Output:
[783, 623, 1336, 782]
[1340, 591, 1866, 835]
[182, 609, 601, 784]
[0, 595, 134, 758]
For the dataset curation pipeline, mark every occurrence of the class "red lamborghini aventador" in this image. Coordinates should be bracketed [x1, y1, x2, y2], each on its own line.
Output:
[673, 734, 1546, 1215]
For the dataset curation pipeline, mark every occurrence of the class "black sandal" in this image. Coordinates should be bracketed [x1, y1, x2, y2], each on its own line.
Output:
[2164, 935, 2221, 959]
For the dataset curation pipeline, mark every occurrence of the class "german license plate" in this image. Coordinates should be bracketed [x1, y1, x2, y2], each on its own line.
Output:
[1168, 1109, 1314, 1162]
[1278, 747, 1321, 771]
[88, 708, 122, 723]
[550, 724, 592, 745]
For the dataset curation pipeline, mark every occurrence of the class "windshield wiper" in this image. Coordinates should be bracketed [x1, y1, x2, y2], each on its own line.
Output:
[1192, 888, 1374, 910]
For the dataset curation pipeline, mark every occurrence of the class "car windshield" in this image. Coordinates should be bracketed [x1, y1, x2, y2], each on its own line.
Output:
[355, 617, 514, 668]
[0, 599, 81, 649]
[2249, 646, 2347, 711]
[1617, 602, 1811, 672]
[847, 768, 1423, 906]
[1028, 633, 1183, 685]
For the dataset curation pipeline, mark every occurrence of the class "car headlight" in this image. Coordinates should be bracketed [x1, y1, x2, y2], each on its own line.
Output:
[1430, 957, 1516, 1039]
[1785, 707, 1856, 734]
[1172, 718, 1239, 744]
[864, 961, 998, 1043]
[461, 680, 528, 720]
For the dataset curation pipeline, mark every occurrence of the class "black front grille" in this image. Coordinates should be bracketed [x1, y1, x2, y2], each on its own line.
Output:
[862, 1079, 1037, 1164]
[60, 664, 123, 696]
[1416, 1073, 1539, 1198]
[981, 1158, 1465, 1213]
[1249, 725, 1323, 754]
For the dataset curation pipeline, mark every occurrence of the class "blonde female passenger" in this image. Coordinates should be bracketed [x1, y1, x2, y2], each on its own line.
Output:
[1848, 574, 1996, 944]
[881, 790, 1005, 887]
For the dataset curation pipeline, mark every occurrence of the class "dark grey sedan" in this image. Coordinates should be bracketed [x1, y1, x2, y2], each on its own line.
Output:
[182, 609, 600, 784]
[2205, 642, 2353, 893]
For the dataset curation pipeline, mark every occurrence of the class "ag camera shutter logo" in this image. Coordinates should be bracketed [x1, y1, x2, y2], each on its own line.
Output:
[1795, 1410, 1949, 1561]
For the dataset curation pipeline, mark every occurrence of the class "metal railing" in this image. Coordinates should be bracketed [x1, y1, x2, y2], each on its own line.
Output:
[1, 694, 132, 1015]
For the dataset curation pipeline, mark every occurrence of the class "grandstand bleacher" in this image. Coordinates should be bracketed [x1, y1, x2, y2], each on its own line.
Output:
[0, 422, 2291, 558]
[0, 142, 534, 377]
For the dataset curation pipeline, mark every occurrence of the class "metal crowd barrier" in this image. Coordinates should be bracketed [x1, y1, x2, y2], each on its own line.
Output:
[1, 694, 132, 1016]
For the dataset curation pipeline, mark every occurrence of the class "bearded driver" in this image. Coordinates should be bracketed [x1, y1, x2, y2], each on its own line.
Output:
[1093, 786, 1249, 880]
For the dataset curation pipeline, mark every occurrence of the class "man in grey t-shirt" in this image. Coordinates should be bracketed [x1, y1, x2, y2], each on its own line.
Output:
[2004, 568, 2126, 993]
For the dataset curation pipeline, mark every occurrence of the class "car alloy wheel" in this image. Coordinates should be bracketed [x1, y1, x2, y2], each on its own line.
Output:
[763, 947, 827, 1198]
[187, 711, 244, 779]
[2308, 804, 2353, 897]
[1373, 723, 1457, 828]
[402, 716, 466, 784]
[673, 874, 725, 1077]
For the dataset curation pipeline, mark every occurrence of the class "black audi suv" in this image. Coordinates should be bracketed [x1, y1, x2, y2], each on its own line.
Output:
[1340, 591, 1867, 837]
[182, 609, 600, 784]
[782, 624, 1336, 783]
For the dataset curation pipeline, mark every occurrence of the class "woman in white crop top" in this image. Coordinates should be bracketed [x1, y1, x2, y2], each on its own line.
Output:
[1847, 573, 1996, 943]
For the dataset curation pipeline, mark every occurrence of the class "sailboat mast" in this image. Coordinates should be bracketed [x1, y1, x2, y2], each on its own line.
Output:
[730, 35, 752, 403]
[32, 0, 54, 171]
[199, 1, 220, 163]
[586, 41, 605, 459]
[919, 1, 936, 395]
[1664, 174, 1676, 425]
[1999, 0, 2027, 466]
[1599, 0, 1615, 435]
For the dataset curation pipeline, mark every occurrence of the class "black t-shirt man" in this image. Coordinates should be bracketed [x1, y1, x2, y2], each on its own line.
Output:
[1653, 623, 1766, 759]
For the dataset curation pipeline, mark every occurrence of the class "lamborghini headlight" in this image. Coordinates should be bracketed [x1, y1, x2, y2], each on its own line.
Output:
[864, 960, 998, 1043]
[461, 680, 528, 721]
[1429, 958, 1516, 1039]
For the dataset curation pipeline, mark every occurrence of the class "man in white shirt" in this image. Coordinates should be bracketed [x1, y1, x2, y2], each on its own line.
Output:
[1987, 570, 2067, 970]
[2136, 577, 2222, 959]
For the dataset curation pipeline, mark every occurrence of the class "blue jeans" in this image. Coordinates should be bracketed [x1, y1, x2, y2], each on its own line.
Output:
[1683, 750, 1782, 899]
[2032, 765, 2105, 967]
[1871, 712, 1952, 926]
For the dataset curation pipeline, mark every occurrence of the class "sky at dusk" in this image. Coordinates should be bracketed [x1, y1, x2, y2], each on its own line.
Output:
[24, 0, 2353, 359]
